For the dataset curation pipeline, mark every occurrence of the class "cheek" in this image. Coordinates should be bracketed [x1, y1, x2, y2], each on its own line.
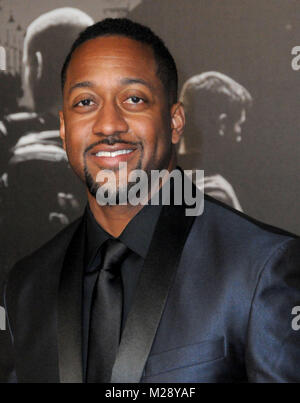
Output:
[64, 116, 89, 148]
[63, 121, 89, 166]
[132, 114, 171, 149]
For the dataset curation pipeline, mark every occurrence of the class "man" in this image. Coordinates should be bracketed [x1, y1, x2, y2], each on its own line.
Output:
[5, 19, 300, 383]
[0, 8, 93, 265]
[178, 71, 253, 211]
[0, 8, 93, 267]
[0, 8, 93, 383]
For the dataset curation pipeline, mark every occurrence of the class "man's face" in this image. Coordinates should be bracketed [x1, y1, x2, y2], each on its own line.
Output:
[60, 35, 183, 200]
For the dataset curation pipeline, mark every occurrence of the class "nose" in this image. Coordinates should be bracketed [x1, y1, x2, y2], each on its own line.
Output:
[92, 101, 129, 137]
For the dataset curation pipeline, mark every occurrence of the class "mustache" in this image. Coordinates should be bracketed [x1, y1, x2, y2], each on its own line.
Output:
[84, 137, 142, 155]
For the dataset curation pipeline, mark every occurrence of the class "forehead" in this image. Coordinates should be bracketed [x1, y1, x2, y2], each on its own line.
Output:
[65, 35, 159, 87]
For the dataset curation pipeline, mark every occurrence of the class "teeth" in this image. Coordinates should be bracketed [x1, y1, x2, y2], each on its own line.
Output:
[95, 149, 133, 157]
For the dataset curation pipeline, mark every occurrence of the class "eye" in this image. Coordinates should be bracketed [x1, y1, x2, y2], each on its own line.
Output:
[124, 96, 145, 105]
[74, 98, 96, 107]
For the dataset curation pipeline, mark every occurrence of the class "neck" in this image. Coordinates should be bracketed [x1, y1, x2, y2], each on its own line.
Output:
[88, 195, 144, 238]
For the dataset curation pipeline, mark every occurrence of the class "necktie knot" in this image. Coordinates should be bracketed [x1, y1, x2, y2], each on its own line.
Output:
[101, 239, 129, 276]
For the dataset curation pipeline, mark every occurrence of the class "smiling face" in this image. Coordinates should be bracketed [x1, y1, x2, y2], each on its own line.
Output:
[60, 35, 184, 202]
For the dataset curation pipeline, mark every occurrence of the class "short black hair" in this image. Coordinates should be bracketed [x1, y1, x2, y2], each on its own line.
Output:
[61, 18, 178, 105]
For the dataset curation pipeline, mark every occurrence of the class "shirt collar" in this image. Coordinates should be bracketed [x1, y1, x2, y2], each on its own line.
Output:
[119, 203, 162, 258]
[84, 166, 184, 268]
[85, 202, 162, 269]
[85, 205, 111, 268]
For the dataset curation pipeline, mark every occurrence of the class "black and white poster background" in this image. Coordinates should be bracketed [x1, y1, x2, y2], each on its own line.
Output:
[0, 0, 299, 382]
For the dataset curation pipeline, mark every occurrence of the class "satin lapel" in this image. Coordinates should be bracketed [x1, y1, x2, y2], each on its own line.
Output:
[58, 217, 86, 383]
[111, 201, 196, 383]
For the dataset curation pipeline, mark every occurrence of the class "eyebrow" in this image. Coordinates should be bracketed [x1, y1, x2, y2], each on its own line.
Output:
[68, 81, 94, 95]
[68, 77, 154, 96]
[120, 77, 154, 91]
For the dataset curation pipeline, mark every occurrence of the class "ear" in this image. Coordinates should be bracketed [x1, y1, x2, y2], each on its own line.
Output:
[218, 113, 227, 136]
[170, 102, 185, 145]
[35, 51, 43, 80]
[59, 110, 66, 150]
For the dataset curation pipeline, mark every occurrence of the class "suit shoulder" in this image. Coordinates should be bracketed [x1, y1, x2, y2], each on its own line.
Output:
[6, 216, 83, 288]
[186, 196, 299, 291]
[196, 195, 298, 252]
[18, 216, 82, 264]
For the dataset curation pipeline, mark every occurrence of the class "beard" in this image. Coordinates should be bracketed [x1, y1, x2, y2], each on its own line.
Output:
[82, 135, 174, 206]
[83, 151, 144, 205]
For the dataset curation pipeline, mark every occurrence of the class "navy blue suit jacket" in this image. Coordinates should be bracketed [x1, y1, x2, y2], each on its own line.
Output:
[5, 194, 300, 382]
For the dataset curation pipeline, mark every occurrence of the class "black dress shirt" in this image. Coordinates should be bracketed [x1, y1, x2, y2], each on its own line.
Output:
[83, 203, 162, 379]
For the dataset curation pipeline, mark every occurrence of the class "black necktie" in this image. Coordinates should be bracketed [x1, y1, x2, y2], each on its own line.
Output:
[86, 239, 130, 383]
